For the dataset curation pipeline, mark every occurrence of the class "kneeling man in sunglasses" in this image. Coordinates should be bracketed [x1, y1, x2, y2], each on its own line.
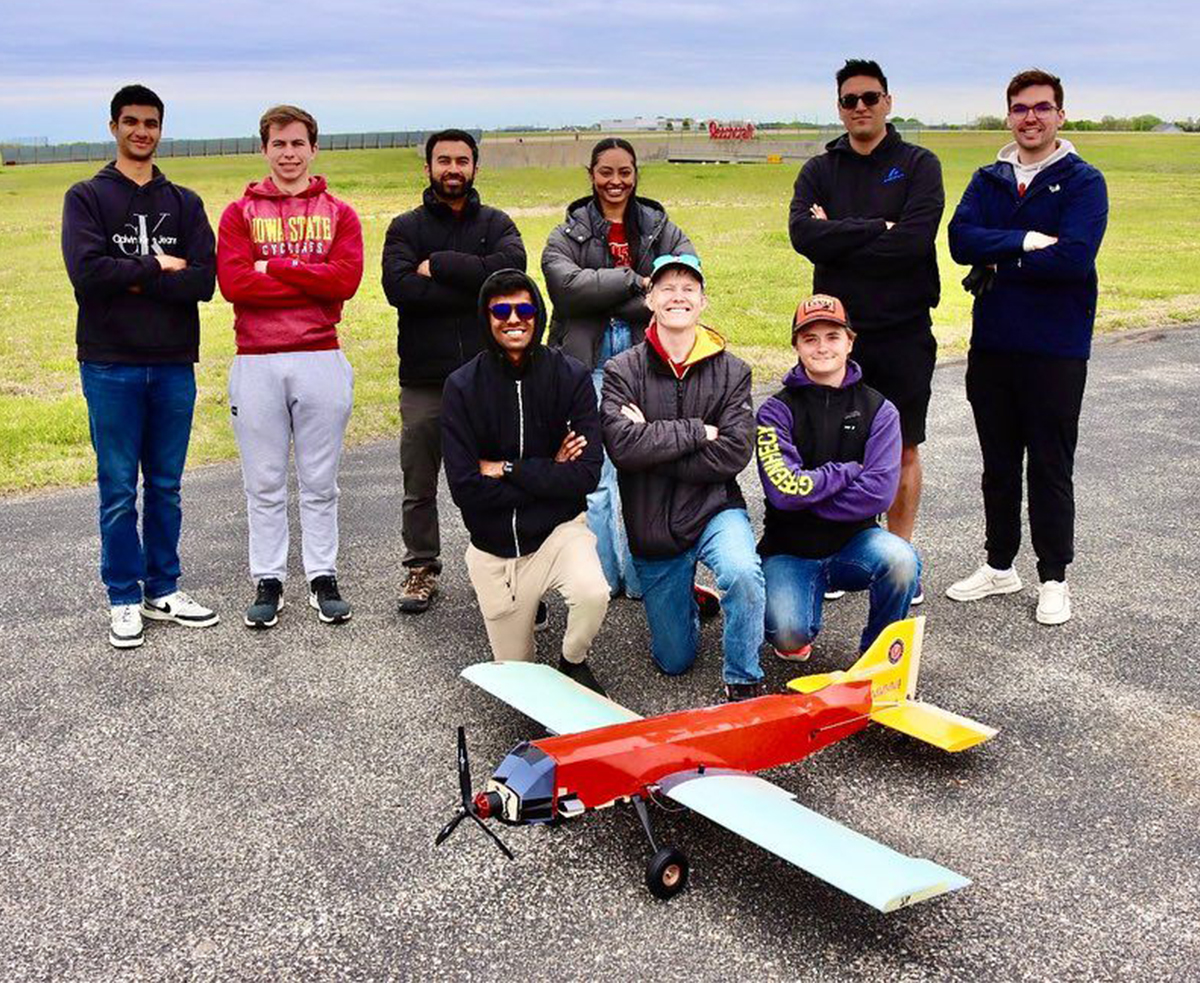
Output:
[442, 270, 609, 693]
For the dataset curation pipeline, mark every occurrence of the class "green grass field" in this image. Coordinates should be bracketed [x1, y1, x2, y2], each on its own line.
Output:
[2, 131, 1198, 493]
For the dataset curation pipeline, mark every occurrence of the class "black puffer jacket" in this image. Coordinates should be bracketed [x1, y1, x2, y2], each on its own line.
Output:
[601, 329, 753, 557]
[382, 187, 526, 385]
[441, 270, 601, 559]
[542, 196, 694, 368]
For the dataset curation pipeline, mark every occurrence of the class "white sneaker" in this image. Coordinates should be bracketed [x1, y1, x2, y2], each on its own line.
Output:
[1036, 580, 1071, 625]
[824, 590, 846, 601]
[142, 590, 220, 628]
[945, 564, 1023, 602]
[110, 604, 145, 649]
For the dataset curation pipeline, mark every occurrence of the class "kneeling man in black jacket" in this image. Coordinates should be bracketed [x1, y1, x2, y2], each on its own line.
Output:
[442, 270, 609, 693]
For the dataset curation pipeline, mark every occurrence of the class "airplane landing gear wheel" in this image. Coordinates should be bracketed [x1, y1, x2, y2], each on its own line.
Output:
[646, 846, 689, 900]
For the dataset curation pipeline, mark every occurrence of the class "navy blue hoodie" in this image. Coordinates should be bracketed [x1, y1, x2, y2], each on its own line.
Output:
[442, 270, 601, 559]
[62, 163, 215, 363]
[948, 148, 1108, 359]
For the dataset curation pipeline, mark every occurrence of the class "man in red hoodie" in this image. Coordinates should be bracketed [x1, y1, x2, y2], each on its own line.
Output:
[217, 105, 364, 629]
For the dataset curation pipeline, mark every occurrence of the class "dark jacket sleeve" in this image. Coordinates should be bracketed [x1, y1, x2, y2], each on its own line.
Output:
[429, 211, 527, 295]
[381, 213, 470, 312]
[847, 151, 945, 271]
[788, 158, 886, 263]
[140, 192, 217, 304]
[1003, 169, 1108, 282]
[542, 225, 644, 315]
[442, 372, 535, 512]
[655, 360, 755, 484]
[507, 365, 602, 499]
[948, 171, 1027, 266]
[62, 184, 161, 295]
[601, 357, 707, 470]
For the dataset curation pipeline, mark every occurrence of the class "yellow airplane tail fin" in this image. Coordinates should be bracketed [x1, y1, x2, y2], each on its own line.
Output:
[787, 616, 997, 752]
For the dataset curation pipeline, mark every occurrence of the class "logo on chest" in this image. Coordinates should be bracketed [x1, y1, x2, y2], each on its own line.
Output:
[883, 167, 905, 185]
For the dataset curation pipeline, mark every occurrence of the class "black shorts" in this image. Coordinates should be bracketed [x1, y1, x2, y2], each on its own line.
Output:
[851, 327, 937, 446]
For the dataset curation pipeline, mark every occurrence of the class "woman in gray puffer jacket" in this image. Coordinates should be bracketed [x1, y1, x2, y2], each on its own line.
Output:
[542, 138, 695, 599]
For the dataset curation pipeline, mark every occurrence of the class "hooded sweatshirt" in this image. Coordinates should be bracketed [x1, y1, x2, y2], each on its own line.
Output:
[62, 162, 216, 363]
[755, 359, 901, 559]
[441, 270, 602, 559]
[217, 176, 363, 354]
[788, 124, 944, 337]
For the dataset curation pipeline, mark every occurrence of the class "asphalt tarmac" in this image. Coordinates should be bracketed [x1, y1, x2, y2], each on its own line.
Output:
[1, 326, 1197, 981]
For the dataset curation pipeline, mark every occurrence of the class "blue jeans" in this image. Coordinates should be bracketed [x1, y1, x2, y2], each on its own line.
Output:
[763, 527, 921, 656]
[587, 319, 641, 598]
[631, 508, 765, 685]
[80, 362, 196, 605]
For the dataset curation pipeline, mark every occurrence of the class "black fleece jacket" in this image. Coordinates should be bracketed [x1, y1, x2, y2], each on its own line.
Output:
[382, 187, 526, 385]
[62, 163, 215, 363]
[441, 270, 601, 559]
[788, 124, 944, 336]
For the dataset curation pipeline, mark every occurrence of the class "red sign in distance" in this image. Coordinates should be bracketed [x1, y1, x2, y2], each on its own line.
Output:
[708, 121, 756, 140]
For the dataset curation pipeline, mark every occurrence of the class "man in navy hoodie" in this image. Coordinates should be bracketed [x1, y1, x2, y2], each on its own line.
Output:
[62, 84, 218, 649]
[441, 269, 609, 694]
[947, 68, 1108, 626]
[789, 59, 944, 594]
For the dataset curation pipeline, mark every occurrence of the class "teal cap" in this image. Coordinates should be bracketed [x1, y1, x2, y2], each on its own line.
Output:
[650, 253, 704, 285]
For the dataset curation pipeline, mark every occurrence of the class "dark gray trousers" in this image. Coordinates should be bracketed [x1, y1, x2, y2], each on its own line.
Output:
[400, 384, 444, 572]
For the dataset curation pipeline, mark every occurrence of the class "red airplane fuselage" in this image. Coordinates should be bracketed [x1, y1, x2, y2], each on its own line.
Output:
[532, 681, 873, 811]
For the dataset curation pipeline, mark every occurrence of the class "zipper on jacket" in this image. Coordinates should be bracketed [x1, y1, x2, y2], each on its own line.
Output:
[511, 379, 525, 555]
[676, 378, 684, 419]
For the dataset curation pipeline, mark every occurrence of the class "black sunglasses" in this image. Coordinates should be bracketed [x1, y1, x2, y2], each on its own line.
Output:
[489, 302, 537, 321]
[838, 91, 886, 110]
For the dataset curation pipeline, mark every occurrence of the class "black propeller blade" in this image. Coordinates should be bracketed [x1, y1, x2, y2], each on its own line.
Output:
[434, 725, 514, 861]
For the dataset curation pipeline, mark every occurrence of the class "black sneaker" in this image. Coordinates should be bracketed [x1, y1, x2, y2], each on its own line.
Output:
[245, 578, 284, 629]
[309, 575, 352, 624]
[534, 599, 549, 633]
[724, 680, 767, 703]
[558, 657, 607, 697]
[694, 584, 721, 620]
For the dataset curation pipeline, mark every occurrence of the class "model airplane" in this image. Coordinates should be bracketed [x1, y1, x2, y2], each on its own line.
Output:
[436, 616, 996, 912]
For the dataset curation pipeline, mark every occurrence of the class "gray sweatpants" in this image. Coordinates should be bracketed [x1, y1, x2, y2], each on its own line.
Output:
[229, 350, 354, 584]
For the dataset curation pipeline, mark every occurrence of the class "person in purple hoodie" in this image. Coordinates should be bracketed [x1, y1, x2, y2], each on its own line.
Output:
[755, 294, 919, 663]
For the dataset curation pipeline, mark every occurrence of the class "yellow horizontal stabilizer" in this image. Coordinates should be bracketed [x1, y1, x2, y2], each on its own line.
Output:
[870, 700, 997, 753]
[787, 671, 848, 694]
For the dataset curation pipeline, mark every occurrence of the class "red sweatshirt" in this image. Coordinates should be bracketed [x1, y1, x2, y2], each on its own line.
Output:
[217, 175, 363, 354]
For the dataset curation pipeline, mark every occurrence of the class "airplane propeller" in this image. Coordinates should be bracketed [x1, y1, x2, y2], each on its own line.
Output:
[434, 725, 514, 860]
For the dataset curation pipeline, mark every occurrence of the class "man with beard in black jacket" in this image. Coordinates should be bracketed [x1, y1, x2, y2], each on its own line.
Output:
[442, 270, 609, 693]
[789, 60, 944, 603]
[382, 129, 526, 615]
[62, 84, 219, 650]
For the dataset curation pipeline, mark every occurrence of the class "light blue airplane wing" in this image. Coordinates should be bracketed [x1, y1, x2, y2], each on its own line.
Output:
[461, 662, 642, 735]
[662, 772, 970, 912]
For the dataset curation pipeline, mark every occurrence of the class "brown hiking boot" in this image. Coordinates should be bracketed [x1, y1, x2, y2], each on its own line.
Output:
[398, 566, 439, 614]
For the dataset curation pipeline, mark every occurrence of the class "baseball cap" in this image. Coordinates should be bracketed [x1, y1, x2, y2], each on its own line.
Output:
[650, 253, 704, 285]
[792, 294, 852, 338]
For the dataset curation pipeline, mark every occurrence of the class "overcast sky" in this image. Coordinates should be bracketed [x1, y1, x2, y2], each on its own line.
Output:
[2, 0, 1197, 141]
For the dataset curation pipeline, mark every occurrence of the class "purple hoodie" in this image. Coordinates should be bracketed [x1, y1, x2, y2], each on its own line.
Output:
[755, 360, 901, 523]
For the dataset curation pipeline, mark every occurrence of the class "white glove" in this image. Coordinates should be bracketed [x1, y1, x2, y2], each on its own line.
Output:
[1023, 231, 1058, 252]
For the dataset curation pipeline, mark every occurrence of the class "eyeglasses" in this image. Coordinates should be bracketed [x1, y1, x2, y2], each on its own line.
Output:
[489, 302, 537, 321]
[838, 91, 885, 110]
[1009, 102, 1058, 118]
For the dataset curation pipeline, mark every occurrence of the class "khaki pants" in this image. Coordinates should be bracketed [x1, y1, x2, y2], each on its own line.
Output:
[465, 516, 610, 664]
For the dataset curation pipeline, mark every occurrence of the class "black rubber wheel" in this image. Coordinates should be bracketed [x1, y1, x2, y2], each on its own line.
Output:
[646, 846, 690, 900]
